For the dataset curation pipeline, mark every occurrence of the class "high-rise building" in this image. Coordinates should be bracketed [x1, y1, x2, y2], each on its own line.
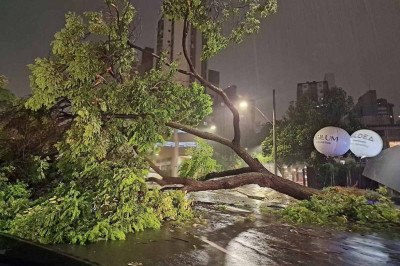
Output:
[156, 16, 206, 85]
[354, 90, 394, 126]
[296, 80, 328, 103]
[154, 16, 206, 176]
[297, 73, 336, 103]
[377, 98, 395, 124]
[353, 90, 399, 148]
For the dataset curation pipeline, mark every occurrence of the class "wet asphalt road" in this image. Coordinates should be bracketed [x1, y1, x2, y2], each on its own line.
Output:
[51, 189, 400, 266]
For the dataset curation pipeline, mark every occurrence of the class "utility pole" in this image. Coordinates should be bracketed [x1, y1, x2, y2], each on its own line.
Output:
[273, 89, 277, 175]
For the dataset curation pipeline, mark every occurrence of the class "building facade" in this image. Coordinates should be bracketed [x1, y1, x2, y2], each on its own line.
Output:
[152, 16, 206, 176]
[353, 90, 399, 149]
[297, 73, 336, 103]
[296, 80, 328, 103]
[354, 90, 394, 126]
[156, 16, 206, 85]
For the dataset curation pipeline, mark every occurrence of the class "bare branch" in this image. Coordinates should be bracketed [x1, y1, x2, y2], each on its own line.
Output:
[126, 41, 194, 76]
[166, 121, 233, 147]
[144, 156, 169, 179]
[166, 121, 263, 170]
[180, 15, 241, 145]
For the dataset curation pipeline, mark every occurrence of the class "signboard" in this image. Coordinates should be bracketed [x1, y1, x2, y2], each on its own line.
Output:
[313, 126, 350, 157]
[350, 129, 383, 158]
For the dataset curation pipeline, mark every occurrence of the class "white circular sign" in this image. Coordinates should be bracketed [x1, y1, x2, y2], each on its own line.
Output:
[350, 129, 383, 158]
[313, 126, 351, 157]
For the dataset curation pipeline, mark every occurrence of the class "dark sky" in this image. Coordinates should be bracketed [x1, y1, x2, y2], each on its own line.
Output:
[1, 0, 400, 118]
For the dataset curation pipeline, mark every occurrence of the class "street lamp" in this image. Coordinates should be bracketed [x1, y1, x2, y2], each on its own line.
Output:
[239, 100, 272, 125]
[239, 101, 248, 109]
[239, 90, 277, 175]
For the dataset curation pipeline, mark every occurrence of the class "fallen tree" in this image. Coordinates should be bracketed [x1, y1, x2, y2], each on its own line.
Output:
[26, 0, 318, 200]
[131, 1, 319, 199]
[1, 0, 321, 244]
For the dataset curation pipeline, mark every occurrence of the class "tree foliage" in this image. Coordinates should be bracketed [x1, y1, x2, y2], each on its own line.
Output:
[0, 0, 210, 244]
[280, 187, 400, 230]
[163, 0, 278, 59]
[262, 87, 361, 166]
[179, 139, 221, 180]
[0, 0, 286, 244]
[0, 75, 17, 111]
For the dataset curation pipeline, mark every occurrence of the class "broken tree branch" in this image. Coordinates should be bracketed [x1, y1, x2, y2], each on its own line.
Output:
[181, 15, 241, 145]
[202, 167, 252, 180]
[149, 172, 318, 200]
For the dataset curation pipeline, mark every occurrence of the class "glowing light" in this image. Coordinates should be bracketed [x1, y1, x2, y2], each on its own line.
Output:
[239, 101, 248, 109]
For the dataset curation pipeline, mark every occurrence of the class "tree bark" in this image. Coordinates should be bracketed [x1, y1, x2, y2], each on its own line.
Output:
[202, 167, 252, 180]
[148, 172, 319, 200]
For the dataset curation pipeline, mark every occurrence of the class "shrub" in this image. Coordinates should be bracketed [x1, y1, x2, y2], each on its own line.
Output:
[0, 176, 31, 231]
[5, 173, 193, 244]
[280, 187, 400, 230]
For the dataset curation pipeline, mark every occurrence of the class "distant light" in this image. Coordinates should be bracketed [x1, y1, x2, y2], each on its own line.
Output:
[210, 125, 216, 131]
[239, 101, 248, 109]
[157, 141, 197, 147]
[155, 153, 159, 156]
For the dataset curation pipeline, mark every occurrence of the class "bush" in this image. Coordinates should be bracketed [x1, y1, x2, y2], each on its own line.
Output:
[4, 172, 193, 245]
[280, 187, 400, 230]
[0, 177, 31, 231]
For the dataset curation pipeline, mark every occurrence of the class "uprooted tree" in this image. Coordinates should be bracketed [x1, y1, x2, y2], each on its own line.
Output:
[0, 0, 320, 244]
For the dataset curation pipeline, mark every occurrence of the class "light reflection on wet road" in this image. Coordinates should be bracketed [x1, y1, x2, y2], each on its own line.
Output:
[52, 190, 400, 266]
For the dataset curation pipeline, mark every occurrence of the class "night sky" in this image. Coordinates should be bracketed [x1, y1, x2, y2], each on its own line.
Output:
[1, 0, 400, 118]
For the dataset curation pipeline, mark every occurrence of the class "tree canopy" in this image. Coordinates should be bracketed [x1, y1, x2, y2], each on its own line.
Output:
[262, 86, 361, 167]
[0, 75, 17, 110]
[0, 0, 323, 244]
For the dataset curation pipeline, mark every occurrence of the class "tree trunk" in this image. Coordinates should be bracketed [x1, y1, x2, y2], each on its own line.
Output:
[149, 171, 319, 200]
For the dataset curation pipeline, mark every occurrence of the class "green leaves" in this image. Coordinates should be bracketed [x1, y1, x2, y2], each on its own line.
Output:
[1, 0, 280, 244]
[0, 75, 18, 110]
[26, 59, 64, 110]
[0, 177, 31, 231]
[179, 139, 221, 180]
[163, 0, 278, 59]
[280, 187, 400, 230]
[263, 87, 361, 166]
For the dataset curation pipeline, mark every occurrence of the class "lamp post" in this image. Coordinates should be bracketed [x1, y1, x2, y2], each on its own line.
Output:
[272, 89, 277, 176]
[239, 89, 277, 175]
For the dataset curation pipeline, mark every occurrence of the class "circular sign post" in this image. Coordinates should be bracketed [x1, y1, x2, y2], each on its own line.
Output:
[313, 126, 351, 157]
[350, 129, 383, 158]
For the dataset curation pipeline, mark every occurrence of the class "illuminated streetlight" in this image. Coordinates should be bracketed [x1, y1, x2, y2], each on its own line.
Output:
[239, 100, 272, 125]
[238, 90, 277, 175]
[239, 101, 249, 109]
